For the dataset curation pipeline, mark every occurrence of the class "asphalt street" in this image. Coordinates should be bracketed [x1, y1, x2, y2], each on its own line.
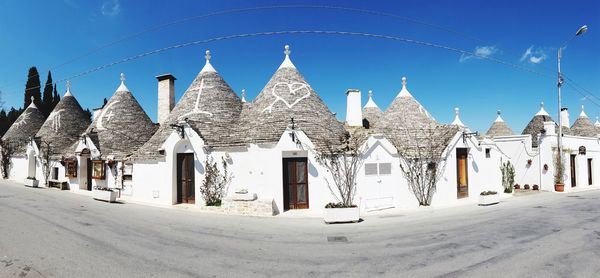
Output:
[1, 180, 599, 278]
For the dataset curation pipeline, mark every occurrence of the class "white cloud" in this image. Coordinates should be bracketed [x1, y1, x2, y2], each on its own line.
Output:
[520, 45, 547, 64]
[459, 46, 498, 62]
[101, 0, 121, 17]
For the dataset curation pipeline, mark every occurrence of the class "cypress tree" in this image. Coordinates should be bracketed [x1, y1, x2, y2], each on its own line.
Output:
[52, 84, 60, 108]
[0, 109, 8, 137]
[24, 67, 41, 108]
[41, 71, 54, 117]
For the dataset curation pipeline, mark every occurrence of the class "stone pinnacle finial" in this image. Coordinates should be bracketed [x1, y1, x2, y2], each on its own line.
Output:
[120, 73, 125, 83]
[581, 105, 585, 111]
[205, 50, 211, 61]
[67, 80, 71, 90]
[455, 107, 460, 115]
[541, 101, 544, 108]
[402, 77, 407, 87]
[284, 45, 291, 56]
[368, 90, 373, 98]
[497, 110, 501, 116]
[30, 96, 34, 102]
[241, 89, 246, 102]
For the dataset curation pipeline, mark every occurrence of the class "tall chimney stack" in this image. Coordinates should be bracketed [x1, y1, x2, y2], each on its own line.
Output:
[345, 89, 363, 127]
[560, 107, 570, 128]
[156, 74, 176, 124]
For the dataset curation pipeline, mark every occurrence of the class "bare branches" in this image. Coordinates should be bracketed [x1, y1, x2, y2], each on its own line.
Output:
[200, 156, 232, 206]
[38, 138, 60, 186]
[395, 125, 457, 206]
[316, 128, 367, 207]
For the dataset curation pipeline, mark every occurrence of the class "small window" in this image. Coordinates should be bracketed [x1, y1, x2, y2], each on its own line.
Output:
[65, 159, 77, 178]
[365, 163, 378, 176]
[123, 163, 133, 181]
[91, 160, 105, 180]
[379, 163, 392, 175]
[485, 148, 491, 158]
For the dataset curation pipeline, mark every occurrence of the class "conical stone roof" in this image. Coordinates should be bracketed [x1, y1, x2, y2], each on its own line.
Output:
[133, 51, 243, 160]
[238, 45, 346, 149]
[2, 99, 45, 155]
[522, 102, 564, 147]
[570, 106, 597, 137]
[377, 77, 436, 131]
[35, 83, 91, 158]
[486, 110, 513, 137]
[362, 90, 383, 129]
[83, 74, 157, 160]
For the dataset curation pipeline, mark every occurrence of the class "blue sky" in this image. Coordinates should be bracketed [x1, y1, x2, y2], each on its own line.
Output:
[0, 0, 598, 133]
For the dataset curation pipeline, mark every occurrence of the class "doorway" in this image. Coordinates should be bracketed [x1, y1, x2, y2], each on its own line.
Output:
[456, 148, 469, 198]
[86, 158, 92, 191]
[176, 153, 195, 204]
[587, 158, 593, 186]
[570, 154, 577, 188]
[283, 157, 309, 210]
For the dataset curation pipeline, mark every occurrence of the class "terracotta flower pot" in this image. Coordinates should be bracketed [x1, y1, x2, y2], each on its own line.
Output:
[555, 183, 564, 192]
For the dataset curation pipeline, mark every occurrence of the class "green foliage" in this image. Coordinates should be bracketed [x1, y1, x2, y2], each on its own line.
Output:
[500, 161, 515, 193]
[553, 150, 565, 184]
[325, 202, 357, 208]
[0, 139, 14, 179]
[24, 66, 41, 109]
[200, 156, 231, 206]
[41, 71, 54, 117]
[480, 191, 497, 196]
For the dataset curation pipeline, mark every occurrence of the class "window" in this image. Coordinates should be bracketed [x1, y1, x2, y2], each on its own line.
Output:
[65, 159, 77, 178]
[379, 163, 392, 175]
[485, 148, 491, 158]
[365, 162, 392, 176]
[91, 160, 105, 180]
[365, 163, 378, 176]
[123, 163, 133, 181]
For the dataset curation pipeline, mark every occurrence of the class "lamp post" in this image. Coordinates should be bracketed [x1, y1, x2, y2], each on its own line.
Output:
[557, 24, 587, 184]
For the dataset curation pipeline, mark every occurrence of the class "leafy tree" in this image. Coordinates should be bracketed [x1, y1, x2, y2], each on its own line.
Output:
[41, 71, 53, 117]
[200, 156, 231, 206]
[0, 110, 9, 137]
[24, 67, 41, 108]
[0, 139, 14, 179]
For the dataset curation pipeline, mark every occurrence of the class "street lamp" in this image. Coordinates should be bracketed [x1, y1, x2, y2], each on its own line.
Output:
[557, 24, 587, 183]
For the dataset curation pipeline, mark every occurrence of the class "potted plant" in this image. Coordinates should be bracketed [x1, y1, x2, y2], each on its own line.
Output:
[526, 159, 533, 166]
[514, 183, 521, 190]
[92, 186, 117, 203]
[23, 176, 39, 188]
[500, 161, 515, 193]
[479, 191, 499, 206]
[317, 130, 366, 224]
[554, 150, 565, 192]
[524, 184, 530, 190]
[324, 202, 360, 223]
[533, 184, 539, 190]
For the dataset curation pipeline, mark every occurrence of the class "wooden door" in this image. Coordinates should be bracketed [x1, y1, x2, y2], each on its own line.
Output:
[570, 154, 577, 188]
[283, 158, 309, 210]
[456, 148, 469, 198]
[177, 153, 195, 204]
[588, 159, 593, 185]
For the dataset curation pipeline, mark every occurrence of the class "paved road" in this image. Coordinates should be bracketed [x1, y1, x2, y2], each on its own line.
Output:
[1, 180, 599, 278]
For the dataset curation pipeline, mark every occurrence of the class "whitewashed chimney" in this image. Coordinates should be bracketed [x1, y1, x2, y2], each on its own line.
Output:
[543, 121, 556, 135]
[560, 108, 570, 128]
[345, 89, 362, 127]
[156, 74, 176, 124]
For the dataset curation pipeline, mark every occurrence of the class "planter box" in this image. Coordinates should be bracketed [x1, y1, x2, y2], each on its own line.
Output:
[23, 179, 39, 188]
[479, 194, 499, 206]
[324, 207, 360, 224]
[93, 190, 117, 203]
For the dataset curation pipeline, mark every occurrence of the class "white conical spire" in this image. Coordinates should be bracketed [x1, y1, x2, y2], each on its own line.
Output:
[595, 116, 600, 127]
[397, 77, 412, 98]
[28, 95, 37, 109]
[364, 90, 379, 109]
[241, 89, 247, 103]
[451, 107, 465, 127]
[64, 80, 73, 97]
[535, 102, 549, 116]
[116, 73, 130, 92]
[579, 105, 588, 118]
[495, 110, 504, 122]
[200, 50, 217, 73]
[278, 45, 296, 69]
